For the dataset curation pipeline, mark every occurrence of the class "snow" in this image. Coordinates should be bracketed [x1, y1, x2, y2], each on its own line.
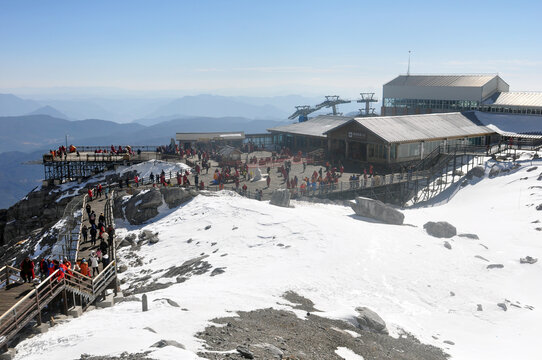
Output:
[14, 157, 542, 360]
[335, 347, 365, 360]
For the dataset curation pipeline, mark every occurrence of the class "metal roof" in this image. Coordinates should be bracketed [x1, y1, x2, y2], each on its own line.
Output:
[484, 92, 542, 108]
[351, 112, 495, 143]
[384, 75, 498, 88]
[485, 124, 542, 139]
[267, 115, 353, 138]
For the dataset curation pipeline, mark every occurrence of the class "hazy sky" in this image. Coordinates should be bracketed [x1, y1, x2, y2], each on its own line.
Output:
[1, 0, 542, 97]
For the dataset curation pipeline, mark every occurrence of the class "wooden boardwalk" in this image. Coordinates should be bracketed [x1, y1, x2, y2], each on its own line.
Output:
[77, 195, 108, 271]
[0, 282, 34, 314]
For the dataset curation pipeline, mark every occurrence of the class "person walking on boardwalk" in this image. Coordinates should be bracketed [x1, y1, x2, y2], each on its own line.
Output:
[97, 183, 103, 198]
[86, 203, 91, 218]
[80, 259, 91, 277]
[90, 225, 97, 246]
[89, 251, 100, 276]
[39, 258, 49, 280]
[88, 188, 93, 201]
[82, 224, 88, 243]
[89, 210, 96, 226]
[20, 257, 35, 282]
[99, 212, 105, 225]
[266, 174, 271, 188]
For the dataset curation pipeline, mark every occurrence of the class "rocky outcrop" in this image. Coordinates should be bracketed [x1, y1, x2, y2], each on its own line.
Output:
[423, 221, 457, 238]
[270, 189, 290, 208]
[355, 307, 388, 334]
[124, 189, 163, 225]
[350, 197, 404, 225]
[520, 256, 538, 264]
[466, 166, 485, 179]
[159, 187, 197, 209]
[139, 229, 159, 244]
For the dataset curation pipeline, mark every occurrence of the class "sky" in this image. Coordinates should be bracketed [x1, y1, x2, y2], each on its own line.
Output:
[1, 0, 542, 98]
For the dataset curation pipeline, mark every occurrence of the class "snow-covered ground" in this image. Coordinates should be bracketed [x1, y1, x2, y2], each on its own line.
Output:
[14, 157, 542, 360]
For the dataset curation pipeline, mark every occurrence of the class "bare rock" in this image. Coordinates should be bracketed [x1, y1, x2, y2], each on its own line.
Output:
[443, 241, 452, 250]
[355, 306, 388, 334]
[351, 197, 404, 225]
[487, 264, 504, 269]
[497, 303, 507, 311]
[458, 233, 479, 240]
[520, 256, 538, 264]
[270, 189, 291, 208]
[236, 345, 255, 359]
[423, 221, 457, 238]
[477, 304, 483, 311]
[151, 339, 185, 349]
[159, 187, 196, 209]
[118, 264, 128, 273]
[124, 189, 163, 225]
[467, 166, 485, 179]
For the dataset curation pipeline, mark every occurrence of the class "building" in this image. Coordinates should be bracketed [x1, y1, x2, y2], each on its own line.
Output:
[267, 115, 354, 151]
[325, 112, 498, 166]
[382, 74, 509, 116]
[176, 132, 245, 149]
[480, 92, 542, 115]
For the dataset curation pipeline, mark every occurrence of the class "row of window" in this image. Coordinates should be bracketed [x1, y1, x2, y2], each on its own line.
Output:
[366, 137, 486, 160]
[384, 98, 542, 115]
[384, 98, 480, 110]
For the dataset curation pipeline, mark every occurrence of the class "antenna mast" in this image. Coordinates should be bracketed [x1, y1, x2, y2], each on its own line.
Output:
[407, 50, 412, 76]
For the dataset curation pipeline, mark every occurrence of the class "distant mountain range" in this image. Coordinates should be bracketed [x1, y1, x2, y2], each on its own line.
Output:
[0, 93, 325, 122]
[0, 114, 290, 209]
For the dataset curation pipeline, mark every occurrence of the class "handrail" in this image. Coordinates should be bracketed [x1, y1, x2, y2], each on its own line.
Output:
[73, 194, 88, 264]
[0, 270, 60, 324]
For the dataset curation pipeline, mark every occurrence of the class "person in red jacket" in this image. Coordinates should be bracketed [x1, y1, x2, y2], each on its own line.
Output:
[88, 188, 93, 201]
[20, 257, 35, 283]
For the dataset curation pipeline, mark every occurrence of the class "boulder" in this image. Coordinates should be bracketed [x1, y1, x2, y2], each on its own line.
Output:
[270, 189, 290, 208]
[118, 264, 128, 273]
[124, 189, 163, 225]
[536, 204, 542, 211]
[444, 241, 452, 250]
[520, 256, 538, 264]
[355, 306, 388, 334]
[351, 197, 404, 225]
[466, 166, 485, 179]
[252, 168, 263, 182]
[423, 221, 457, 238]
[489, 165, 501, 178]
[151, 340, 185, 349]
[159, 187, 197, 209]
[487, 264, 504, 269]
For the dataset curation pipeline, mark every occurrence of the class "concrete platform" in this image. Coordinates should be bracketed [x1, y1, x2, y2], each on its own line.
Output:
[68, 306, 83, 318]
[32, 323, 49, 334]
[96, 294, 115, 308]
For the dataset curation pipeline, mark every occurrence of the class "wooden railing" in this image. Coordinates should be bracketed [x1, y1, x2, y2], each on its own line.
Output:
[0, 270, 64, 348]
[0, 266, 21, 290]
[0, 186, 119, 350]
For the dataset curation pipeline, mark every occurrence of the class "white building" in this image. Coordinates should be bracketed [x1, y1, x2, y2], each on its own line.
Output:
[382, 74, 509, 115]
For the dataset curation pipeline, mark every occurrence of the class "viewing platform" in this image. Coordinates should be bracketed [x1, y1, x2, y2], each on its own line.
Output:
[42, 146, 180, 184]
